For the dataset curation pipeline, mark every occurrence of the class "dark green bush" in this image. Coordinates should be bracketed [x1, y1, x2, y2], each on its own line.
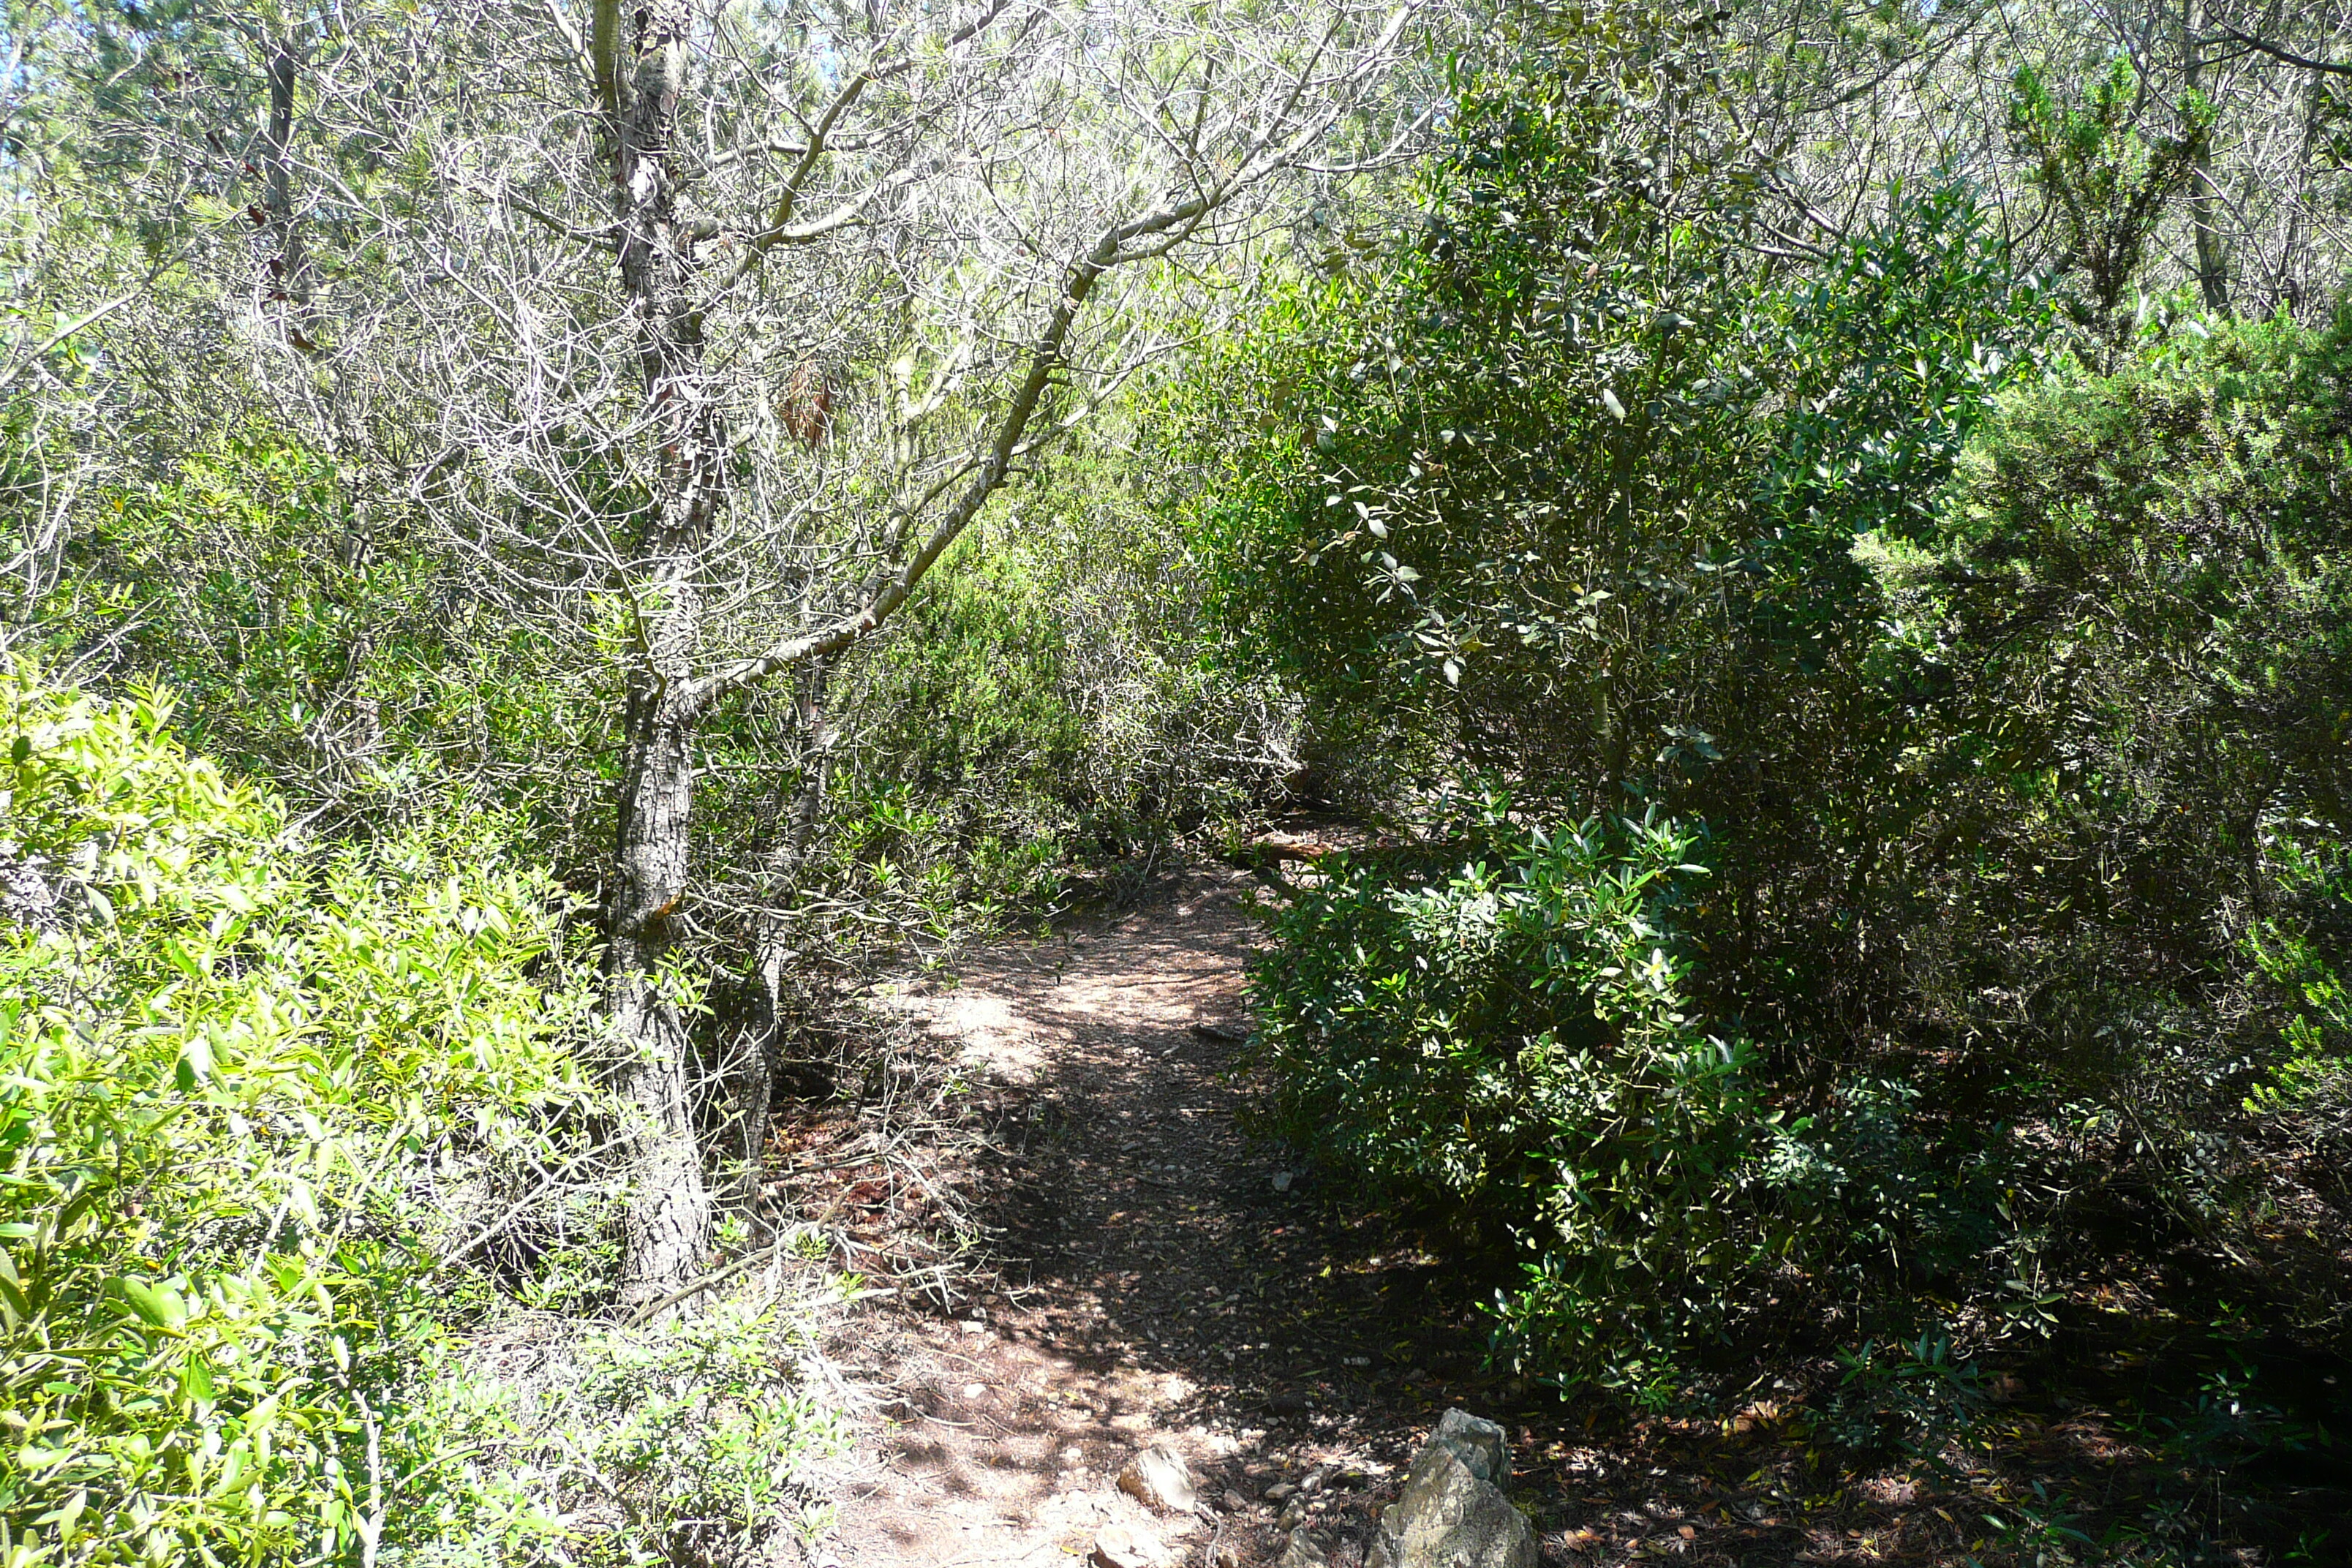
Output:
[1251, 798, 2034, 1403]
[1252, 802, 1779, 1400]
[1205, 8, 2352, 1413]
[1861, 312, 2352, 1224]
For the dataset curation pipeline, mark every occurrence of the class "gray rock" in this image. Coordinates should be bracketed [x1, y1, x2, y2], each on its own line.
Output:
[1428, 1409, 1509, 1487]
[1276, 1526, 1330, 1568]
[1090, 1522, 1155, 1568]
[1117, 1443, 1199, 1514]
[1363, 1426, 1535, 1568]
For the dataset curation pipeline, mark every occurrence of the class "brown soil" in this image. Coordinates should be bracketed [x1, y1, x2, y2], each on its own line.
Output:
[802, 867, 1435, 1568]
[774, 864, 2347, 1568]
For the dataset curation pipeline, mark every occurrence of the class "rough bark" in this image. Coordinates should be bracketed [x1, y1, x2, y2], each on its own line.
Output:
[608, 675, 716, 1305]
[600, 0, 727, 1308]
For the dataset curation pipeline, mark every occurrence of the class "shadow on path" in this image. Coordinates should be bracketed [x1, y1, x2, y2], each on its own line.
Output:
[818, 867, 1493, 1567]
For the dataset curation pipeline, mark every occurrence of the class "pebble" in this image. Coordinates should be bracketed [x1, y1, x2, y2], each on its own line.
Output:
[962, 1382, 988, 1398]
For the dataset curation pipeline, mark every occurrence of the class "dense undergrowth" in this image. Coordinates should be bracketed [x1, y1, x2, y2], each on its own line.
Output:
[0, 668, 853, 1567]
[1185, 9, 2352, 1556]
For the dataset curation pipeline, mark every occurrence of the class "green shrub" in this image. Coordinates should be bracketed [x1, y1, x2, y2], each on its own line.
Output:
[1862, 312, 2352, 1212]
[0, 663, 600, 1567]
[557, 1298, 850, 1561]
[1249, 800, 1779, 1401]
[2247, 834, 2352, 1120]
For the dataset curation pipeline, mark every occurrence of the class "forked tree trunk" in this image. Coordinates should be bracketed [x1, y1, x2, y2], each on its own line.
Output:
[599, 0, 726, 1308]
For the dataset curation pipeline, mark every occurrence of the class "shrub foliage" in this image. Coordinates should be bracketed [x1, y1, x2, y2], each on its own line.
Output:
[1198, 12, 2352, 1412]
[0, 666, 603, 1564]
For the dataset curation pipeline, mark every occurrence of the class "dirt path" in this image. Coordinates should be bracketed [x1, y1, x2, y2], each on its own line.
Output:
[810, 867, 1462, 1568]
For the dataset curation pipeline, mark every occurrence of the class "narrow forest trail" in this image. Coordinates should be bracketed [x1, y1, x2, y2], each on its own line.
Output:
[808, 866, 1463, 1568]
[794, 867, 1961, 1568]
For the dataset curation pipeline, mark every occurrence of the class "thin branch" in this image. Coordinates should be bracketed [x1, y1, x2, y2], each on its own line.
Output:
[589, 0, 619, 113]
[0, 293, 138, 397]
[708, 164, 922, 290]
[2204, 23, 2352, 75]
[489, 185, 620, 249]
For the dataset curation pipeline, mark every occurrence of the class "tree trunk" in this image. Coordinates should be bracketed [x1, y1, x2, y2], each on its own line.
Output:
[749, 659, 834, 1033]
[607, 674, 715, 1305]
[599, 0, 728, 1308]
[720, 657, 835, 1210]
[2182, 0, 2229, 314]
[261, 35, 315, 345]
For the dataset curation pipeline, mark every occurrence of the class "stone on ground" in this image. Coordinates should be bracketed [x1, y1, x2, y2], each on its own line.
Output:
[1276, 1526, 1331, 1568]
[1426, 1409, 1509, 1487]
[1092, 1520, 1158, 1568]
[1365, 1410, 1537, 1568]
[1117, 1443, 1199, 1514]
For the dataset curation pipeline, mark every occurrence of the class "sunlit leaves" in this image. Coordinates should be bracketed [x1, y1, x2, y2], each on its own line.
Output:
[0, 665, 602, 1567]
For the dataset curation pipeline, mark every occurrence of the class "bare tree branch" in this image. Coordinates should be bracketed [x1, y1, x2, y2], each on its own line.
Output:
[2204, 22, 2352, 75]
